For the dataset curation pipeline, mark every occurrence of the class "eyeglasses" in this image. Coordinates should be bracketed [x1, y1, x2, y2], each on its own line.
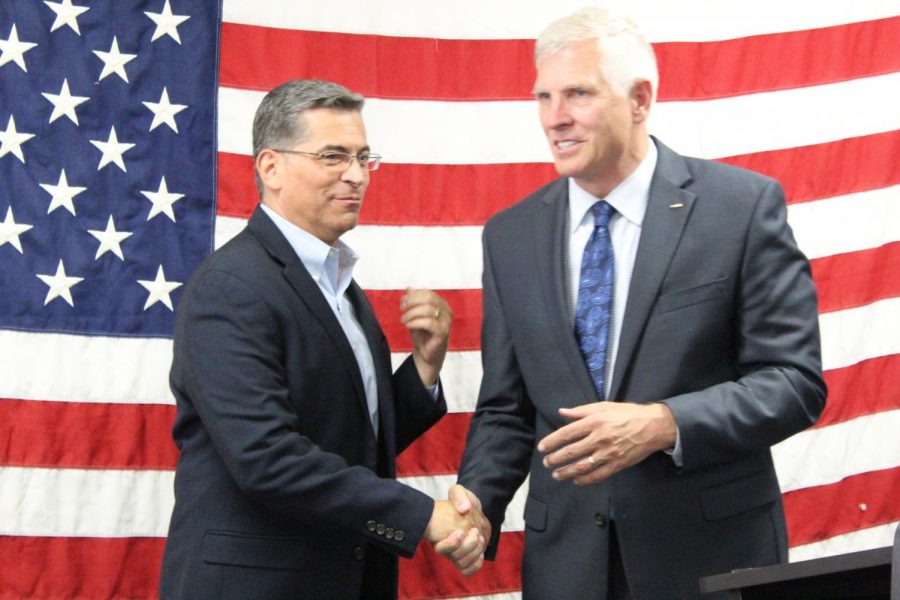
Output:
[272, 149, 382, 171]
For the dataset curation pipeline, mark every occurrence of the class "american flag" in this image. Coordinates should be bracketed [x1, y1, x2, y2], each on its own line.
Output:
[0, 1, 898, 598]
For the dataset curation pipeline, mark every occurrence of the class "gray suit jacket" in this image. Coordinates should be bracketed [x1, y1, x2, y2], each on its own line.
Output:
[160, 208, 445, 599]
[458, 139, 826, 600]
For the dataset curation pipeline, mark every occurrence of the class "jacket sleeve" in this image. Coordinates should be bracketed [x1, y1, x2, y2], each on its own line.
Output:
[456, 225, 536, 559]
[661, 179, 827, 471]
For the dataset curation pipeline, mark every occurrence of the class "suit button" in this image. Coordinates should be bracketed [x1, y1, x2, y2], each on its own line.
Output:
[353, 546, 366, 560]
[376, 523, 386, 535]
[394, 530, 405, 542]
[594, 513, 608, 528]
[385, 528, 395, 540]
[366, 520, 377, 532]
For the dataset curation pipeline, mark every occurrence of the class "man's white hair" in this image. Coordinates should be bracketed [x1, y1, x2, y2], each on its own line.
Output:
[536, 7, 658, 103]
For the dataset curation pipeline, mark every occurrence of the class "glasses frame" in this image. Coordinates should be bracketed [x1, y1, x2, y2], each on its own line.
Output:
[271, 149, 382, 171]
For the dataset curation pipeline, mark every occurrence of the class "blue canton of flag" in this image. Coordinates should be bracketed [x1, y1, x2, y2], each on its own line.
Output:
[0, 0, 219, 337]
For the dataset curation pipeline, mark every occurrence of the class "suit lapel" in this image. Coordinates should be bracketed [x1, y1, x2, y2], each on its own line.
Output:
[609, 140, 696, 400]
[247, 208, 373, 429]
[534, 180, 600, 404]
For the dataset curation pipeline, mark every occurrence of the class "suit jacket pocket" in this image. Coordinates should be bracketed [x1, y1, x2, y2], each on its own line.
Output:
[202, 530, 340, 569]
[523, 495, 548, 532]
[700, 470, 779, 521]
[656, 276, 728, 314]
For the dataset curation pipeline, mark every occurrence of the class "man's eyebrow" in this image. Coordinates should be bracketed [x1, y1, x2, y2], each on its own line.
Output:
[315, 144, 371, 153]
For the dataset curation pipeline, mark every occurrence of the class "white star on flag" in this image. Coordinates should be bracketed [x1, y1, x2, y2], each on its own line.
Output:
[143, 87, 188, 132]
[93, 36, 137, 82]
[88, 215, 132, 260]
[0, 207, 33, 253]
[144, 0, 191, 44]
[141, 176, 185, 221]
[90, 126, 135, 172]
[39, 169, 87, 215]
[0, 116, 36, 163]
[0, 24, 38, 72]
[44, 0, 91, 35]
[42, 79, 90, 125]
[137, 265, 182, 310]
[37, 259, 84, 307]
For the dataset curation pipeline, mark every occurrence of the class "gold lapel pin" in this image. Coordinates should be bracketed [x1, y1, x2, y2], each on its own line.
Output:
[669, 203, 684, 208]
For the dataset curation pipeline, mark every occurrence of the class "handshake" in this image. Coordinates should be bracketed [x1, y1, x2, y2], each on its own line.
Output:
[423, 484, 491, 576]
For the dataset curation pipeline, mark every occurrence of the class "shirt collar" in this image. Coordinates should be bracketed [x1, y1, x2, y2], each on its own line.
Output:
[569, 138, 658, 232]
[259, 203, 359, 290]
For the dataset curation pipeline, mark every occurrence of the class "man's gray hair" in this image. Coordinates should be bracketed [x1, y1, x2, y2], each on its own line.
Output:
[251, 79, 365, 197]
[536, 7, 658, 103]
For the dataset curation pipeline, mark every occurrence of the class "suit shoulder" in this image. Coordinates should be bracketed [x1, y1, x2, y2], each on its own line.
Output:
[681, 154, 780, 197]
[484, 177, 566, 233]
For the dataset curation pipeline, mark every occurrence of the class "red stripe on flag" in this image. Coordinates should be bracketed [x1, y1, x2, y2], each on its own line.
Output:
[656, 17, 900, 101]
[0, 536, 165, 599]
[812, 242, 900, 314]
[816, 354, 900, 429]
[220, 18, 900, 101]
[721, 130, 900, 205]
[0, 399, 177, 470]
[217, 152, 558, 223]
[366, 289, 482, 352]
[220, 24, 535, 101]
[219, 131, 897, 224]
[783, 467, 900, 547]
[400, 532, 523, 600]
[398, 412, 471, 477]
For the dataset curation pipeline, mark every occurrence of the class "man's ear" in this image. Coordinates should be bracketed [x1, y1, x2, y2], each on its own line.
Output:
[631, 79, 653, 123]
[255, 149, 282, 192]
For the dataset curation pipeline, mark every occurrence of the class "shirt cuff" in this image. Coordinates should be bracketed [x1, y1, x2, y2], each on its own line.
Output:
[664, 426, 683, 467]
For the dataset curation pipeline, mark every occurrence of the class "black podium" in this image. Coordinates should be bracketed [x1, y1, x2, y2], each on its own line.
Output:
[699, 526, 900, 599]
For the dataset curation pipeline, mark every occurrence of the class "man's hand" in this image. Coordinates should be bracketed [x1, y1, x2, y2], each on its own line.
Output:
[400, 288, 451, 387]
[429, 485, 490, 576]
[537, 402, 677, 485]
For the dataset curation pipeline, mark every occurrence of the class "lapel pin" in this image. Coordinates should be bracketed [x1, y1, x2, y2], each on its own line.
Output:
[669, 203, 684, 208]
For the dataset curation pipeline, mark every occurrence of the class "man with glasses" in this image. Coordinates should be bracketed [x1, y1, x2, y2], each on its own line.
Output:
[160, 79, 489, 600]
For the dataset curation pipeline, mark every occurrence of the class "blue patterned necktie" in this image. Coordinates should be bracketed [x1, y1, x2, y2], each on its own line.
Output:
[575, 201, 616, 400]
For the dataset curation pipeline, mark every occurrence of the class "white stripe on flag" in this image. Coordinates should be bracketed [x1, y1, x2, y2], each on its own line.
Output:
[774, 409, 900, 492]
[788, 185, 900, 260]
[819, 298, 900, 371]
[0, 467, 174, 537]
[1, 296, 893, 408]
[221, 0, 899, 42]
[0, 330, 174, 405]
[392, 351, 482, 414]
[218, 73, 900, 163]
[215, 183, 899, 289]
[789, 520, 900, 562]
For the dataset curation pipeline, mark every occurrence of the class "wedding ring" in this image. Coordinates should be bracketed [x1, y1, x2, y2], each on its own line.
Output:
[587, 455, 597, 466]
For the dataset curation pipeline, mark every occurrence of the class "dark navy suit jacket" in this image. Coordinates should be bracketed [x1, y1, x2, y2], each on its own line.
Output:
[160, 207, 445, 599]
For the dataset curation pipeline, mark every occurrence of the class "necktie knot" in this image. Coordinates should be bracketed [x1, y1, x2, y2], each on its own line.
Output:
[590, 201, 614, 229]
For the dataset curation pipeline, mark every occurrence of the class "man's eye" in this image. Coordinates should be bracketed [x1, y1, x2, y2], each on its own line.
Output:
[319, 152, 345, 163]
